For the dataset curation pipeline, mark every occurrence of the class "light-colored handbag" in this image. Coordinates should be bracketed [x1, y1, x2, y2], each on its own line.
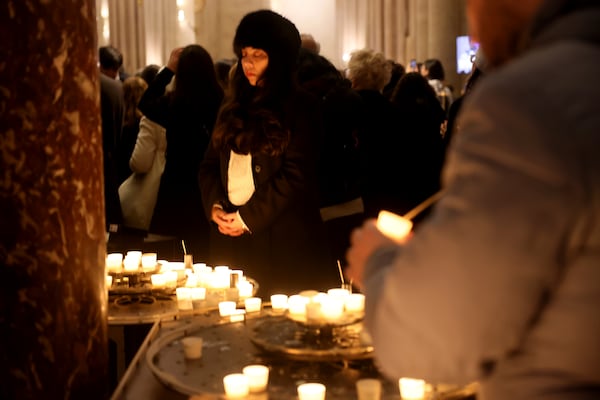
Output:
[118, 117, 167, 230]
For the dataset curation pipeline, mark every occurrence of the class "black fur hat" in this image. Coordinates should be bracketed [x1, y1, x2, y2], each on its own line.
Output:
[233, 10, 301, 68]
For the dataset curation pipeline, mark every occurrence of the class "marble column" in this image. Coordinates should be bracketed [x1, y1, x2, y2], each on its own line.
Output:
[0, 1, 109, 399]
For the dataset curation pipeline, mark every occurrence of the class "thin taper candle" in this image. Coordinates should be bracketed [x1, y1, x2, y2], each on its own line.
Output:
[337, 259, 345, 285]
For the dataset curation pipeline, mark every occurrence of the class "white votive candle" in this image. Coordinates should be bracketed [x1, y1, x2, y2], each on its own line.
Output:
[356, 378, 382, 400]
[219, 301, 237, 317]
[230, 309, 246, 322]
[223, 373, 250, 398]
[105, 253, 123, 273]
[376, 210, 413, 243]
[270, 294, 288, 312]
[320, 295, 344, 321]
[181, 336, 203, 359]
[105, 275, 113, 288]
[345, 293, 366, 313]
[122, 257, 139, 272]
[162, 270, 177, 288]
[399, 377, 426, 399]
[244, 297, 262, 313]
[150, 273, 166, 288]
[237, 279, 254, 298]
[242, 364, 269, 393]
[141, 253, 157, 270]
[288, 294, 309, 316]
[176, 287, 193, 310]
[297, 382, 326, 400]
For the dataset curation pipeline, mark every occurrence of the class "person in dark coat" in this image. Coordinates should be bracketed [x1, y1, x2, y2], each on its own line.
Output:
[198, 10, 338, 296]
[99, 46, 125, 229]
[138, 44, 224, 261]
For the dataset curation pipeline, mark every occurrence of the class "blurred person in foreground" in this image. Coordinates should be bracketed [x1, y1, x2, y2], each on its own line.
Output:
[345, 1, 600, 400]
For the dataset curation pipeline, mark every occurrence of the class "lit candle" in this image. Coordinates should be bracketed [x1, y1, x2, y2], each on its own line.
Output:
[151, 273, 166, 288]
[320, 295, 344, 322]
[126, 250, 142, 259]
[192, 262, 207, 273]
[244, 297, 262, 313]
[176, 287, 193, 310]
[344, 293, 366, 313]
[305, 301, 323, 323]
[105, 275, 113, 288]
[376, 210, 413, 243]
[237, 279, 254, 298]
[185, 273, 198, 288]
[223, 373, 250, 398]
[219, 301, 237, 317]
[327, 287, 351, 298]
[229, 309, 246, 323]
[242, 364, 269, 393]
[105, 253, 123, 273]
[399, 378, 426, 400]
[270, 294, 288, 312]
[288, 294, 309, 316]
[141, 253, 157, 271]
[122, 256, 140, 272]
[163, 271, 178, 289]
[297, 382, 326, 400]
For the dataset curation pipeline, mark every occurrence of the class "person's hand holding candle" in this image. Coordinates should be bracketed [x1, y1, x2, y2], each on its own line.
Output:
[345, 219, 395, 290]
[346, 210, 414, 290]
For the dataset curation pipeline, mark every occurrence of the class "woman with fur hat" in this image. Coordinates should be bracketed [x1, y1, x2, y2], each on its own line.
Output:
[198, 9, 338, 296]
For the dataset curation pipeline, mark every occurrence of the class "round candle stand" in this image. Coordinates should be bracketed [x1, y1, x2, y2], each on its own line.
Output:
[141, 307, 479, 399]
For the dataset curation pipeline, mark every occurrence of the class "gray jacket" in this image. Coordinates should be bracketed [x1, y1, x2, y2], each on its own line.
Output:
[363, 3, 600, 400]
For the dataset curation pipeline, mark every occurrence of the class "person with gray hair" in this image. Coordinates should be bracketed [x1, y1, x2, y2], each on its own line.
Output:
[346, 48, 392, 92]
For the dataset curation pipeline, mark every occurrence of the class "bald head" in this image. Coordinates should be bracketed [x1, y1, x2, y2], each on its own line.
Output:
[467, 0, 545, 68]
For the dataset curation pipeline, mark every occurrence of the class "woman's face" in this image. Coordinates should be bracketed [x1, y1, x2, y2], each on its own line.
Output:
[241, 47, 269, 86]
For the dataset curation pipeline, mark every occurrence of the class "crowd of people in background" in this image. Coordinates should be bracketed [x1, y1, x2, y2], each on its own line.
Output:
[98, 12, 479, 294]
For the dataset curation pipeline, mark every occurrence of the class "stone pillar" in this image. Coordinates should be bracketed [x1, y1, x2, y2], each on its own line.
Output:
[0, 1, 109, 399]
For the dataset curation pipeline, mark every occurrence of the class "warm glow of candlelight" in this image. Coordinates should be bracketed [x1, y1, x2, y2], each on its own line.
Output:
[223, 373, 250, 398]
[242, 364, 269, 393]
[399, 377, 426, 399]
[244, 297, 262, 313]
[376, 210, 413, 243]
[298, 382, 326, 400]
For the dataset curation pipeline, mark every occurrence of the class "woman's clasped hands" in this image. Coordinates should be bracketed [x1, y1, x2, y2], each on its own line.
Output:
[211, 205, 247, 237]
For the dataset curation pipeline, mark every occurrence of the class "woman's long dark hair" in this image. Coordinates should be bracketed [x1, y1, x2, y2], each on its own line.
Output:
[211, 52, 296, 156]
[168, 45, 224, 132]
